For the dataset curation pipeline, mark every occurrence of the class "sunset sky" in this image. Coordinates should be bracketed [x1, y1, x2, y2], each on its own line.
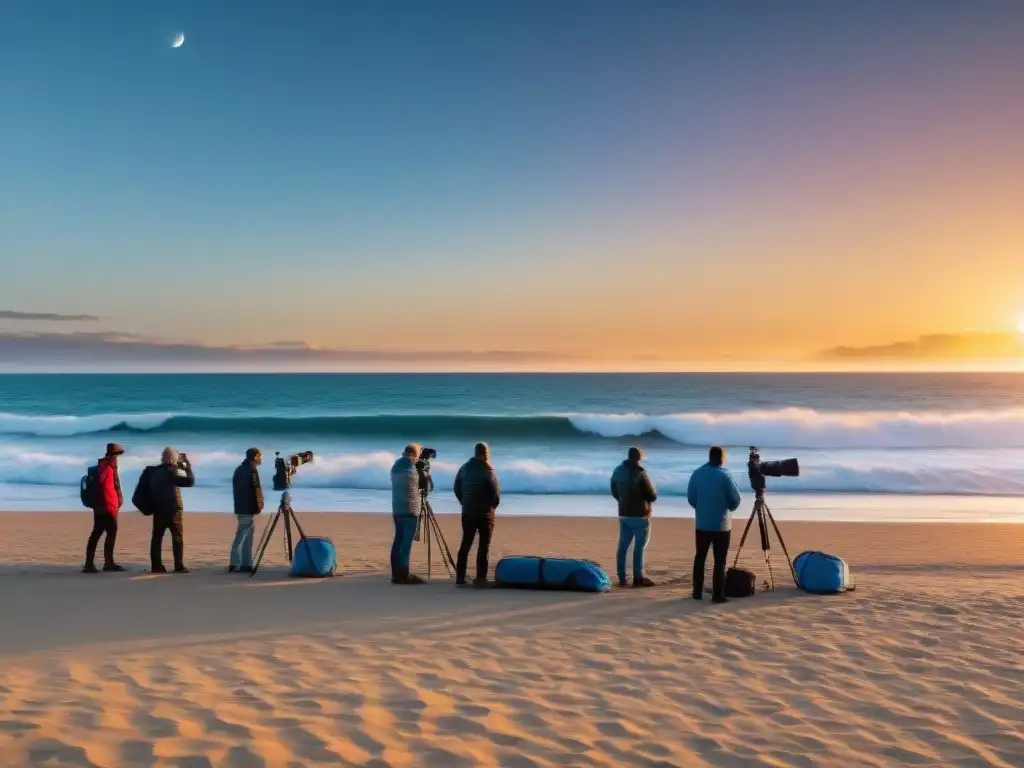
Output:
[2, 1, 1024, 370]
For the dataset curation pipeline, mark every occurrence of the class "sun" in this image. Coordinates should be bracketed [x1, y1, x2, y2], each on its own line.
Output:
[1018, 318, 1024, 336]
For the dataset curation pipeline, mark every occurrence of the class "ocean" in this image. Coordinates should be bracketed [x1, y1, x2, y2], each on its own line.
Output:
[1, 372, 1023, 522]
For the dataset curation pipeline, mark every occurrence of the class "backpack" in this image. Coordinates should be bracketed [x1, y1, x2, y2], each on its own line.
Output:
[793, 551, 855, 594]
[725, 567, 756, 598]
[132, 466, 158, 516]
[289, 537, 337, 578]
[80, 464, 100, 509]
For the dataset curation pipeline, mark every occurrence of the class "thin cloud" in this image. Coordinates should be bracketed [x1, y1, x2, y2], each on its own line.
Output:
[817, 332, 1024, 360]
[0, 331, 571, 366]
[0, 310, 100, 322]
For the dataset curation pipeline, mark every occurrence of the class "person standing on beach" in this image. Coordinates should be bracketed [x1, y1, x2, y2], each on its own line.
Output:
[610, 446, 658, 587]
[83, 443, 126, 573]
[390, 443, 425, 585]
[687, 446, 742, 603]
[149, 447, 195, 573]
[229, 448, 264, 573]
[454, 442, 500, 587]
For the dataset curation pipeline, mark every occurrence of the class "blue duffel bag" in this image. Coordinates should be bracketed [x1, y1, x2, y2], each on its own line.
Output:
[794, 550, 854, 594]
[494, 556, 611, 593]
[289, 536, 337, 578]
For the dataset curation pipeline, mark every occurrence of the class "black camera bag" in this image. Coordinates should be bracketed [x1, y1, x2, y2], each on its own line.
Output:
[132, 465, 158, 516]
[725, 567, 756, 598]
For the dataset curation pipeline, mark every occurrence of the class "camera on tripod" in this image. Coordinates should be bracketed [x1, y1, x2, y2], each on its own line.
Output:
[409, 446, 454, 577]
[415, 447, 437, 472]
[415, 447, 437, 493]
[272, 450, 314, 492]
[747, 446, 799, 493]
[732, 446, 802, 593]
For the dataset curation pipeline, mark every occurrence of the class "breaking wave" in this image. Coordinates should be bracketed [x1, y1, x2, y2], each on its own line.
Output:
[4, 407, 1024, 449]
[2, 446, 1023, 497]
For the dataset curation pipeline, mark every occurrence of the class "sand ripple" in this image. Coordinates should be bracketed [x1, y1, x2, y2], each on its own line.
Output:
[1, 514, 1024, 766]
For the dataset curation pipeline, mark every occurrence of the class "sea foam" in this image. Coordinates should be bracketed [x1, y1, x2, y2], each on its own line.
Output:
[3, 446, 1023, 497]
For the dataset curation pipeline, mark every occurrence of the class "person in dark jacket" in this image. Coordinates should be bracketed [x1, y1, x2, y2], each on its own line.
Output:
[687, 445, 742, 603]
[454, 442, 500, 586]
[229, 447, 264, 572]
[84, 442, 126, 573]
[610, 446, 658, 587]
[149, 447, 195, 573]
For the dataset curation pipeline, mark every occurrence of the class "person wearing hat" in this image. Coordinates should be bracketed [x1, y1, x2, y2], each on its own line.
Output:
[610, 446, 658, 587]
[83, 443, 126, 573]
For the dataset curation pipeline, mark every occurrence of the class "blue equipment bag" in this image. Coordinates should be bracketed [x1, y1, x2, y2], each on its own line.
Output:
[794, 551, 854, 594]
[494, 556, 611, 593]
[289, 536, 337, 578]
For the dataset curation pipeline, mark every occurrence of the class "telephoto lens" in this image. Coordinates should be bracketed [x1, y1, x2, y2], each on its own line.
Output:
[758, 458, 799, 478]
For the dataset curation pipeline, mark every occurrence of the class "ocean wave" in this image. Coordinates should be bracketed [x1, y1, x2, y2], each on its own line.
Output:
[0, 412, 174, 438]
[4, 407, 1024, 449]
[2, 446, 1024, 497]
[567, 408, 1024, 449]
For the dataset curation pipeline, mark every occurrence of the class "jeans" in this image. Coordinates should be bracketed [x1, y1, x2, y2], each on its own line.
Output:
[693, 529, 731, 600]
[151, 514, 184, 570]
[616, 516, 652, 584]
[456, 513, 494, 583]
[85, 510, 118, 567]
[391, 516, 418, 578]
[230, 514, 255, 569]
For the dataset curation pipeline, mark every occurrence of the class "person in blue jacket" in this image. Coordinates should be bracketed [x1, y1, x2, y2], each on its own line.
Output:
[687, 446, 742, 603]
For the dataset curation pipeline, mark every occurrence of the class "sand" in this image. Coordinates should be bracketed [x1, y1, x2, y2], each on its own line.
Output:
[1, 511, 1024, 767]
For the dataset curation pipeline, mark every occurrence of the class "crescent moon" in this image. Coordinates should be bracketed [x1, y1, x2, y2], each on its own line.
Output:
[172, 32, 185, 49]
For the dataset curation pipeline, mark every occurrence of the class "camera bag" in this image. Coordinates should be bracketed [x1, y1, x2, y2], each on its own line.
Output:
[289, 536, 337, 578]
[80, 465, 100, 509]
[132, 465, 158, 516]
[793, 551, 855, 594]
[725, 567, 756, 598]
[495, 556, 612, 593]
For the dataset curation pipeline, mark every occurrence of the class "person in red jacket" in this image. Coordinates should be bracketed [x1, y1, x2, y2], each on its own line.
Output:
[83, 443, 126, 573]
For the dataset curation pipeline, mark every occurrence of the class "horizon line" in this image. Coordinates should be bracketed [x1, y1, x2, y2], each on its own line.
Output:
[2, 365, 1024, 375]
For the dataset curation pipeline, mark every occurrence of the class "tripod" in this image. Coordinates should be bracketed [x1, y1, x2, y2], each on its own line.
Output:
[415, 492, 456, 580]
[732, 489, 798, 591]
[251, 491, 308, 577]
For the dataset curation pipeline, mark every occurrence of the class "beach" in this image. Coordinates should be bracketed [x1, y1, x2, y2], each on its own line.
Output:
[1, 512, 1023, 767]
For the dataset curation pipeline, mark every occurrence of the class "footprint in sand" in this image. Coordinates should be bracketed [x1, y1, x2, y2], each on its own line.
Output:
[219, 746, 266, 768]
[118, 741, 155, 765]
[454, 703, 491, 718]
[0, 719, 40, 735]
[432, 714, 490, 735]
[421, 747, 474, 767]
[277, 725, 339, 763]
[130, 711, 179, 739]
[26, 738, 97, 768]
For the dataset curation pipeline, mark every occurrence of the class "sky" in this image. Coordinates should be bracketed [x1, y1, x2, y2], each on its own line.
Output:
[2, 0, 1024, 371]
